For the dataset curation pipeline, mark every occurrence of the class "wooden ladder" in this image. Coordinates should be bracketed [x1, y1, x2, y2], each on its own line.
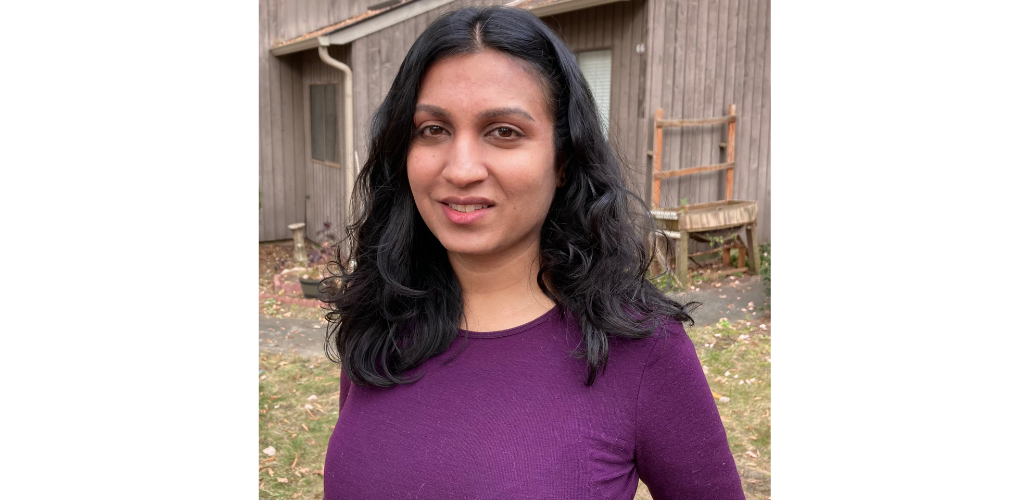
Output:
[649, 104, 760, 281]
[651, 103, 737, 208]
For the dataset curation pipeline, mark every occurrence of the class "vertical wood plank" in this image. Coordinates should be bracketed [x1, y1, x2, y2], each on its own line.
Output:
[726, 103, 736, 200]
[281, 56, 297, 227]
[700, 0, 719, 202]
[652, 108, 663, 207]
[732, 0, 750, 181]
[746, 0, 768, 206]
[645, 0, 665, 207]
[690, 0, 708, 208]
[713, 0, 730, 200]
[675, 0, 692, 208]
[368, 31, 383, 111]
[270, 55, 288, 239]
[293, 55, 306, 232]
[302, 69, 315, 241]
[612, 2, 630, 169]
[305, 0, 318, 39]
[659, 0, 677, 207]
[735, 0, 757, 207]
[352, 37, 369, 174]
[628, 0, 646, 182]
[259, 0, 274, 240]
[602, 3, 614, 50]
[757, 9, 770, 243]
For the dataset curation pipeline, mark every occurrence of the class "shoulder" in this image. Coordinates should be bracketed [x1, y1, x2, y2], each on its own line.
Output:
[606, 315, 696, 371]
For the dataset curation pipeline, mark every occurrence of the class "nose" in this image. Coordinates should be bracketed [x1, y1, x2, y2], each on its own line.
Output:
[441, 132, 488, 188]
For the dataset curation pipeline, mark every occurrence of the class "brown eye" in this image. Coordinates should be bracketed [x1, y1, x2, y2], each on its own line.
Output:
[490, 127, 520, 140]
[424, 125, 445, 136]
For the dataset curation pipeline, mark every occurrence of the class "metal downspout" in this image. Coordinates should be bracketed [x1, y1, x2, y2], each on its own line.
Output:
[317, 37, 355, 237]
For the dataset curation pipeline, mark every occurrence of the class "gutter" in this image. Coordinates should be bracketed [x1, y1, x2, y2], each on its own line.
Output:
[317, 36, 356, 230]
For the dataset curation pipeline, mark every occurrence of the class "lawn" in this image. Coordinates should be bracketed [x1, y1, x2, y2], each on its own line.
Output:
[258, 318, 770, 500]
[259, 354, 341, 499]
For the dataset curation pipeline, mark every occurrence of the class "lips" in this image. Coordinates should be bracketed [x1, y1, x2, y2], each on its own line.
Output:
[438, 196, 494, 225]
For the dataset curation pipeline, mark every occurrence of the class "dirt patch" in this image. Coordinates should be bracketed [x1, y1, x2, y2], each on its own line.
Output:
[260, 241, 331, 320]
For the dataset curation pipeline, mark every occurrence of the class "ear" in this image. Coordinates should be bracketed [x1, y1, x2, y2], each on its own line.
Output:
[555, 159, 569, 188]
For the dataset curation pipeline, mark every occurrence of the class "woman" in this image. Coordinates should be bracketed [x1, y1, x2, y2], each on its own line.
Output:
[320, 5, 745, 499]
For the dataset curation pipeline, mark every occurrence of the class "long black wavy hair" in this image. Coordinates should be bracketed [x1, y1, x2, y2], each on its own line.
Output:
[321, 5, 695, 388]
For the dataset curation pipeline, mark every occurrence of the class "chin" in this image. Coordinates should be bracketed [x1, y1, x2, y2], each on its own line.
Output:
[437, 239, 497, 256]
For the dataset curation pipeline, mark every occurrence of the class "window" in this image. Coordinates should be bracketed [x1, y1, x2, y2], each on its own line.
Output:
[576, 50, 612, 139]
[310, 84, 338, 163]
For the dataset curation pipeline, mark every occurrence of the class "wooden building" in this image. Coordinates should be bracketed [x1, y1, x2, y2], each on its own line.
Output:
[258, 0, 770, 247]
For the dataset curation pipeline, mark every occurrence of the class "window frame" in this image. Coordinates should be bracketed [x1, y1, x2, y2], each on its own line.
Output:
[309, 83, 341, 167]
[575, 49, 613, 140]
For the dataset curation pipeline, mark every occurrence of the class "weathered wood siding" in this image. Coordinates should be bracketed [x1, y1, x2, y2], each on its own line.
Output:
[260, 0, 386, 242]
[260, 0, 310, 242]
[300, 45, 352, 243]
[542, 0, 653, 208]
[646, 0, 771, 244]
[544, 0, 770, 244]
[271, 0, 384, 46]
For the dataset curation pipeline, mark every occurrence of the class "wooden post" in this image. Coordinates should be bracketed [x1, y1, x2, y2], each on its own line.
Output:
[745, 222, 759, 274]
[725, 104, 736, 201]
[652, 108, 664, 209]
[676, 229, 691, 286]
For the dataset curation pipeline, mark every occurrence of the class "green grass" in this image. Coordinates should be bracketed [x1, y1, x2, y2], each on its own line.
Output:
[690, 319, 772, 499]
[258, 320, 771, 500]
[258, 354, 341, 499]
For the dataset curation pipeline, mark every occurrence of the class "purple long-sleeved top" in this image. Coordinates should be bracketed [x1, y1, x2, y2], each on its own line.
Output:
[324, 306, 745, 499]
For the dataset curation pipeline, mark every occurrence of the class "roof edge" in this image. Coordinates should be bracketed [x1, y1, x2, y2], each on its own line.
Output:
[509, 0, 631, 17]
[271, 0, 456, 56]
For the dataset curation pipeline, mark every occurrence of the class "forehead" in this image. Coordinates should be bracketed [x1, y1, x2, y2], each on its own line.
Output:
[416, 50, 550, 117]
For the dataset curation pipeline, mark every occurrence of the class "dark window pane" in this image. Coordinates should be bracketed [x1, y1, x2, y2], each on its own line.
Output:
[310, 85, 325, 161]
[325, 84, 338, 163]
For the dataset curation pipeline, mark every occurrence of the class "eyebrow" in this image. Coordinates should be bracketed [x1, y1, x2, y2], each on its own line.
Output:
[414, 104, 535, 122]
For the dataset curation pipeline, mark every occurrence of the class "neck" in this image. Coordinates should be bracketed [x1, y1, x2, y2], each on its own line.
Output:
[447, 238, 555, 332]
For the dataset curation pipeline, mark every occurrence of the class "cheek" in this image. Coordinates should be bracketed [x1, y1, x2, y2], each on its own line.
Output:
[406, 151, 432, 195]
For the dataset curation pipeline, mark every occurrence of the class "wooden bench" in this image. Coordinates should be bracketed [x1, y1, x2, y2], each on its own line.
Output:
[650, 104, 760, 285]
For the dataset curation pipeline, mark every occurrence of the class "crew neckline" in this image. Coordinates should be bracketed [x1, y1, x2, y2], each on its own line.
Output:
[459, 305, 560, 339]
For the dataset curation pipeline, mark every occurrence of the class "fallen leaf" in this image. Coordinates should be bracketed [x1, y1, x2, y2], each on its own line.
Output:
[307, 395, 318, 401]
[718, 295, 727, 298]
[291, 454, 299, 468]
[720, 396, 731, 403]
[268, 469, 274, 477]
[277, 477, 289, 483]
[263, 446, 276, 456]
[302, 424, 309, 432]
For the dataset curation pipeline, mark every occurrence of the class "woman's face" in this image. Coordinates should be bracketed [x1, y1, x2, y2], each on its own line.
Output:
[407, 49, 558, 260]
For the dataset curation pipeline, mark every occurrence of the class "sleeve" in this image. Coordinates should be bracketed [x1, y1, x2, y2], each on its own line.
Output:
[634, 320, 746, 500]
